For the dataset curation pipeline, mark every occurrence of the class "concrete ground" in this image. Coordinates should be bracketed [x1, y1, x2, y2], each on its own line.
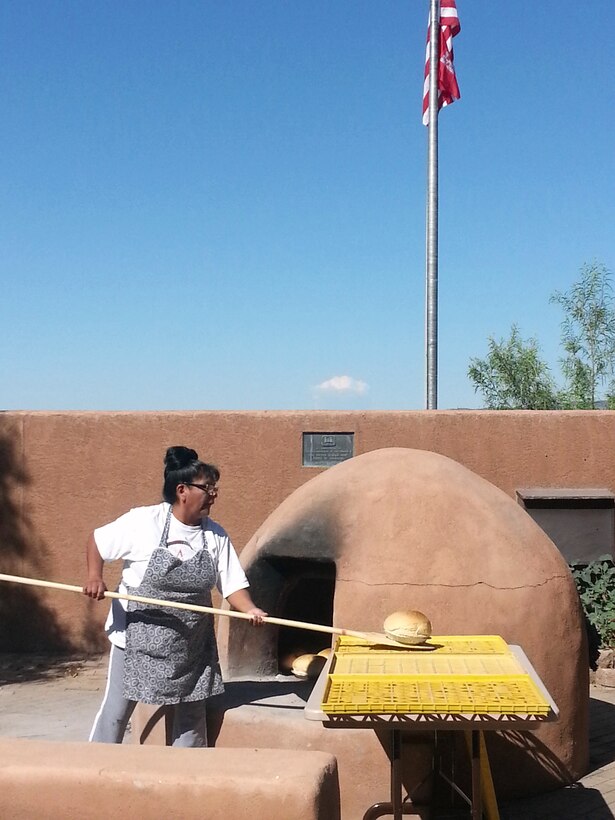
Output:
[0, 653, 614, 819]
[0, 653, 112, 743]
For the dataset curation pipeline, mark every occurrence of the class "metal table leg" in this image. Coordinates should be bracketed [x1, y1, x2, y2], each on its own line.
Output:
[470, 730, 483, 820]
[363, 730, 417, 820]
[363, 728, 488, 820]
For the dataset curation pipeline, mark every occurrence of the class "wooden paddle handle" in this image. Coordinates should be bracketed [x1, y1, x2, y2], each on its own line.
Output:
[0, 572, 367, 640]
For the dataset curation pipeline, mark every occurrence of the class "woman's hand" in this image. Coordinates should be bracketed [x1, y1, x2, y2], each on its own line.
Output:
[245, 606, 268, 626]
[226, 589, 268, 626]
[84, 533, 106, 599]
[83, 578, 107, 600]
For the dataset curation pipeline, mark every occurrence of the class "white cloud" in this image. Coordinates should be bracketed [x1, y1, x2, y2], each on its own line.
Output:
[315, 375, 369, 395]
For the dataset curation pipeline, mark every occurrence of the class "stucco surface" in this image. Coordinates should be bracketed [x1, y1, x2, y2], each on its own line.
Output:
[0, 738, 340, 820]
[223, 447, 588, 798]
[208, 682, 433, 820]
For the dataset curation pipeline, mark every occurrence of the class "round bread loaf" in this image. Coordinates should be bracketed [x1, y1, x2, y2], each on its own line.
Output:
[383, 610, 432, 645]
[279, 651, 304, 674]
[291, 653, 327, 679]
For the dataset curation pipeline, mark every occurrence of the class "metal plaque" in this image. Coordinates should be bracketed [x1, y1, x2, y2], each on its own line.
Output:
[302, 432, 354, 468]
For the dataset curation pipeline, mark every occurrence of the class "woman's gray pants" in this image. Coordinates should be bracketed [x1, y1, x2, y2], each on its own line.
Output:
[89, 644, 207, 747]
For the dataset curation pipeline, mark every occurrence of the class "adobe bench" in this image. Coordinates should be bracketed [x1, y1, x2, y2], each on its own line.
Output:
[0, 738, 340, 820]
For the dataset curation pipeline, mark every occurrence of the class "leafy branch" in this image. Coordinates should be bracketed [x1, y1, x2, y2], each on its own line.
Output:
[469, 262, 615, 410]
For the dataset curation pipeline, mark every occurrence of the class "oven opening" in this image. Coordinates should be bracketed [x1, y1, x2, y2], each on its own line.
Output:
[264, 556, 336, 674]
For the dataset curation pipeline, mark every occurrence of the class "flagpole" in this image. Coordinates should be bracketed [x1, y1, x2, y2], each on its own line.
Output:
[425, 0, 440, 410]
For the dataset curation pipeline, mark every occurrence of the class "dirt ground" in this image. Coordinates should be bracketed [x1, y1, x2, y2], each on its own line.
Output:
[0, 653, 109, 742]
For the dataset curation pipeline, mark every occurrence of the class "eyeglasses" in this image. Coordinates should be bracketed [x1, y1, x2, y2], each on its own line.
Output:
[185, 482, 219, 496]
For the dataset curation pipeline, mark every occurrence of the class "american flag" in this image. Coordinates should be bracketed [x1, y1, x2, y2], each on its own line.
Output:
[422, 0, 461, 126]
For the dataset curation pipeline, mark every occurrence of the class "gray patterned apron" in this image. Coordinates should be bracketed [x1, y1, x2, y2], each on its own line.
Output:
[123, 507, 224, 705]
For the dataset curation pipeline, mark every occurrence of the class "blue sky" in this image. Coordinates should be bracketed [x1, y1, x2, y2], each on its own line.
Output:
[1, 1, 613, 411]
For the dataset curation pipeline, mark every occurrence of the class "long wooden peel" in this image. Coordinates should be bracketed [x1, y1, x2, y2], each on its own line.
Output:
[0, 572, 422, 650]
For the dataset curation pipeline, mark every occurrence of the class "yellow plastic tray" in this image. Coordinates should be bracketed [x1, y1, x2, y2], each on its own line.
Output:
[321, 636, 551, 716]
[336, 635, 511, 655]
[321, 674, 551, 715]
[331, 653, 523, 677]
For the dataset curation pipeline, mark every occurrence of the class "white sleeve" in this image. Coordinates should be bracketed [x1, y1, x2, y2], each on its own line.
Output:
[216, 534, 249, 599]
[94, 509, 139, 562]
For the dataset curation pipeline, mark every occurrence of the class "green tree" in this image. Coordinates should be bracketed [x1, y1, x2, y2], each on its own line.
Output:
[468, 262, 615, 410]
[468, 325, 559, 409]
[550, 262, 615, 409]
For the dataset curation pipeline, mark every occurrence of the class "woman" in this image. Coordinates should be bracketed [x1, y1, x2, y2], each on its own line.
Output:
[83, 445, 266, 747]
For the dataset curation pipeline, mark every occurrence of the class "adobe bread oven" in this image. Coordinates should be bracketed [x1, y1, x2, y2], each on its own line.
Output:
[216, 447, 589, 799]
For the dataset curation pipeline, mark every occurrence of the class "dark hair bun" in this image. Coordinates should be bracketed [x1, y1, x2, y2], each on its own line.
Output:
[164, 446, 199, 473]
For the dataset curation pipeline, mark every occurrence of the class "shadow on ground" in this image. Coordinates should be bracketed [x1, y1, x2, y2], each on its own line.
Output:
[500, 782, 615, 820]
[206, 677, 314, 745]
[588, 694, 615, 771]
[0, 654, 93, 685]
[498, 692, 615, 820]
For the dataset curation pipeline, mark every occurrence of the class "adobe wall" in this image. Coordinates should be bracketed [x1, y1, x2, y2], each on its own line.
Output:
[0, 409, 614, 652]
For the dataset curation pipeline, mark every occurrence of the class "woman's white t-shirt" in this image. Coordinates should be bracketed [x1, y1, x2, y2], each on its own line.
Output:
[94, 502, 249, 648]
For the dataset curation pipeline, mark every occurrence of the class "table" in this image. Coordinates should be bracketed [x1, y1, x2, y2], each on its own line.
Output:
[305, 635, 558, 820]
